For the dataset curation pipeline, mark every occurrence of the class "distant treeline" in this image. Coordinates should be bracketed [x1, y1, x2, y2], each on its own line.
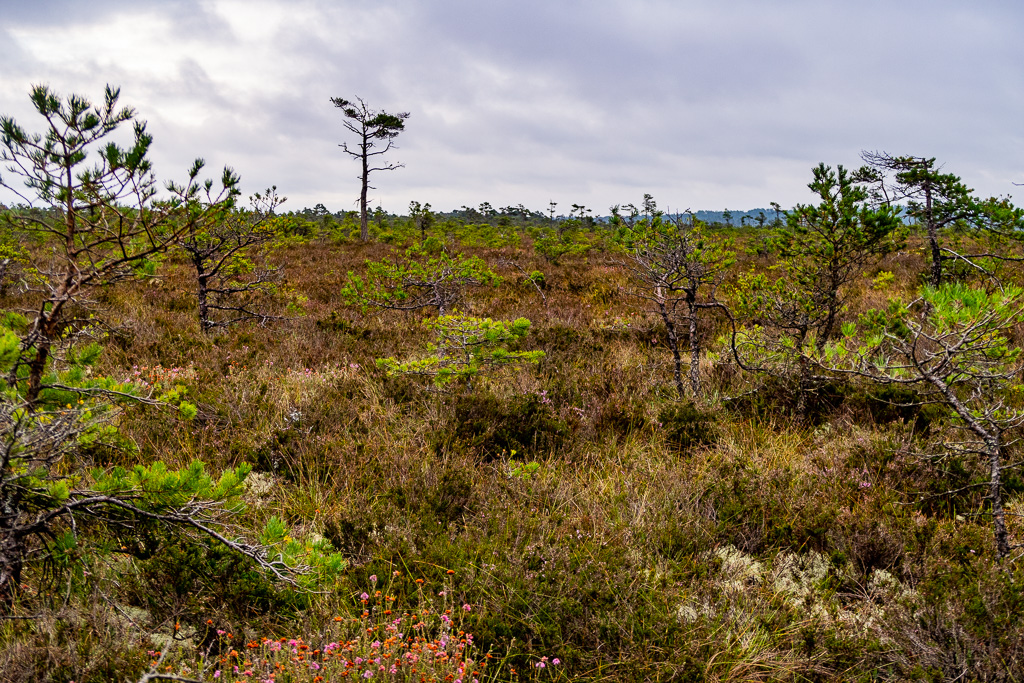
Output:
[295, 203, 785, 227]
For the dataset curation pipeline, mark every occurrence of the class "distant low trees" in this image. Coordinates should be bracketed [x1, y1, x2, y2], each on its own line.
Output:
[330, 96, 409, 242]
[409, 200, 434, 241]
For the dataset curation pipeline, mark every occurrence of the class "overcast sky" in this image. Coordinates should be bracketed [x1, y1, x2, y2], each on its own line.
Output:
[1, 0, 1022, 215]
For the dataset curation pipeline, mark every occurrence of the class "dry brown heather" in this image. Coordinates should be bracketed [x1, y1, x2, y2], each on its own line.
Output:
[5, 228, 1024, 683]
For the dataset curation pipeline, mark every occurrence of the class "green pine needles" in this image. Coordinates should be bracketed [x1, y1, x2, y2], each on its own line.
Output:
[377, 314, 544, 389]
[341, 241, 501, 315]
[0, 85, 344, 611]
[816, 282, 1024, 557]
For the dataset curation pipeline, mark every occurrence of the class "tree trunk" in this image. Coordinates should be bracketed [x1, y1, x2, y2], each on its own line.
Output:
[925, 184, 942, 287]
[0, 527, 24, 610]
[0, 258, 10, 297]
[21, 294, 67, 408]
[987, 436, 1011, 559]
[0, 485, 24, 611]
[686, 297, 701, 398]
[435, 284, 448, 316]
[658, 297, 685, 399]
[925, 370, 1011, 558]
[24, 343, 49, 408]
[793, 328, 811, 423]
[359, 132, 370, 242]
[197, 274, 212, 333]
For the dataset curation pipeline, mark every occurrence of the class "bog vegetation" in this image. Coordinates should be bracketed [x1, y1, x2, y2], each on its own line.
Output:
[2, 86, 1024, 682]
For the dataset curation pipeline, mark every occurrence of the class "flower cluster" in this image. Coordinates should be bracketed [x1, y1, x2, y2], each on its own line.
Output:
[152, 578, 562, 682]
[125, 363, 195, 388]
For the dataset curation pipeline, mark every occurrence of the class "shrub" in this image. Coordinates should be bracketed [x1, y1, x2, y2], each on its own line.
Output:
[658, 402, 717, 452]
[434, 393, 568, 460]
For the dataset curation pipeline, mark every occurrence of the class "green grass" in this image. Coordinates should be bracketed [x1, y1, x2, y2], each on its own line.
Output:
[3, 226, 1024, 682]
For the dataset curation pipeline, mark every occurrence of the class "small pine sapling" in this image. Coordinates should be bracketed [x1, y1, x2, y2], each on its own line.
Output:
[377, 315, 544, 391]
[341, 242, 501, 315]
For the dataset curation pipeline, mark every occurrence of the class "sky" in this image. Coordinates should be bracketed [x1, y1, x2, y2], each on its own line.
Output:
[0, 0, 1022, 215]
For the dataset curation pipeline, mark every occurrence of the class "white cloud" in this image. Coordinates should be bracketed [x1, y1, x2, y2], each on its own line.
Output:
[1, 0, 1022, 213]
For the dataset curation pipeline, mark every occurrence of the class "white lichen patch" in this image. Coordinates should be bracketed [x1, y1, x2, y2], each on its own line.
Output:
[243, 471, 277, 505]
[770, 551, 832, 615]
[715, 544, 764, 591]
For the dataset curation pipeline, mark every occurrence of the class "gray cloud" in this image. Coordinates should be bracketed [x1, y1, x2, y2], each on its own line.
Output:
[1, 0, 1021, 213]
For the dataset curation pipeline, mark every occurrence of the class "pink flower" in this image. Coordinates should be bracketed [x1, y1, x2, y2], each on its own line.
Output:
[462, 603, 472, 612]
[213, 674, 221, 679]
[552, 658, 561, 665]
[361, 592, 370, 601]
[369, 574, 377, 583]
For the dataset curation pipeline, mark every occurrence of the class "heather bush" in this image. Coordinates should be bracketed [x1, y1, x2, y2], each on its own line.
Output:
[6, 180, 1024, 682]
